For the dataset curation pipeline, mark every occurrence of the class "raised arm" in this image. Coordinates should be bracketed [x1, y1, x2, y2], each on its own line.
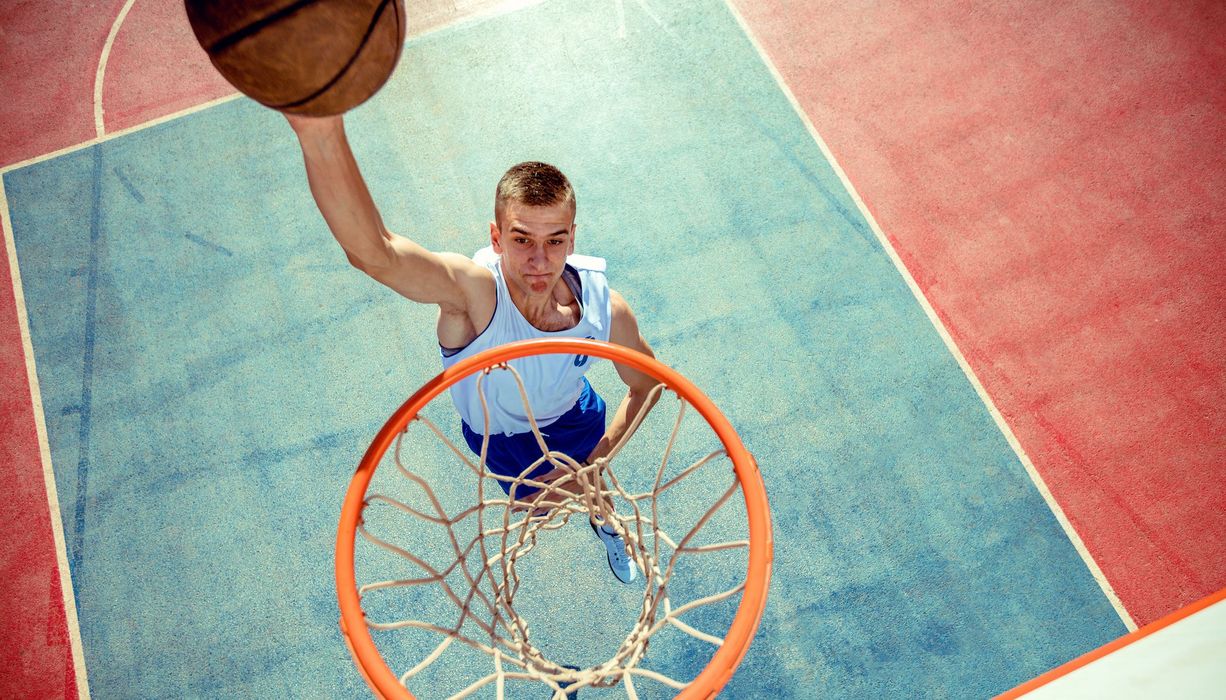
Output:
[285, 114, 489, 314]
[586, 290, 663, 464]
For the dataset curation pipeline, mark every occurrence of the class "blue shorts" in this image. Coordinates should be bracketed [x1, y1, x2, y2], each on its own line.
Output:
[462, 377, 607, 499]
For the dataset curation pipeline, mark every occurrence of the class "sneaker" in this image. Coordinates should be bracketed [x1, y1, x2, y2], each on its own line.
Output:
[590, 519, 638, 584]
[558, 665, 580, 700]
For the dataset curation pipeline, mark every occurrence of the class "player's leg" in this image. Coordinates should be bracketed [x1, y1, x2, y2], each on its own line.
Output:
[461, 377, 613, 513]
[545, 381, 637, 584]
[460, 381, 637, 583]
[461, 422, 558, 506]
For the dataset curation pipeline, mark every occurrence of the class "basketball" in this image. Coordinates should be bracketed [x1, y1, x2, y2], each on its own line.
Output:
[184, 0, 406, 116]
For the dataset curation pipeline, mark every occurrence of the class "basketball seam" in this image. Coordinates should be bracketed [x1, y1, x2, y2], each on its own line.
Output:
[204, 0, 321, 54]
[268, 0, 396, 111]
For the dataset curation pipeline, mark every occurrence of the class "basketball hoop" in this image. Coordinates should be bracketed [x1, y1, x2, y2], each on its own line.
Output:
[336, 338, 772, 698]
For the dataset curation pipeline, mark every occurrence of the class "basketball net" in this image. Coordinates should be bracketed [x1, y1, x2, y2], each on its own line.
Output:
[338, 339, 771, 699]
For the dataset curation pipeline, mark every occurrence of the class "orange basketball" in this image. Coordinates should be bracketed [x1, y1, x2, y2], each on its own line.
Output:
[185, 0, 406, 116]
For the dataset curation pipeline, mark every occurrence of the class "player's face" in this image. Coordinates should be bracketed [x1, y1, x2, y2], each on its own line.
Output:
[490, 202, 576, 296]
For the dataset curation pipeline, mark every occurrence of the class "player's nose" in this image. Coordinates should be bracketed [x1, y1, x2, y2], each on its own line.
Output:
[528, 243, 548, 265]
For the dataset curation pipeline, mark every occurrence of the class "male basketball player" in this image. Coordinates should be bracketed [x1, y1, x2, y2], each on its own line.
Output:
[286, 114, 659, 583]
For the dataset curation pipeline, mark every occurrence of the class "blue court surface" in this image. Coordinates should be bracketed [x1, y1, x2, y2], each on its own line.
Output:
[5, 0, 1125, 696]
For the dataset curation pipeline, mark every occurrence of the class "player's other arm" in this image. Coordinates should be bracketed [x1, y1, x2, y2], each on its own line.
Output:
[285, 114, 485, 310]
[587, 291, 663, 464]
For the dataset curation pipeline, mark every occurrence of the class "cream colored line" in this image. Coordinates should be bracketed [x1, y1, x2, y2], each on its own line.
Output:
[721, 0, 1137, 631]
[0, 178, 92, 696]
[2, 92, 244, 176]
[10, 0, 559, 176]
[94, 0, 139, 138]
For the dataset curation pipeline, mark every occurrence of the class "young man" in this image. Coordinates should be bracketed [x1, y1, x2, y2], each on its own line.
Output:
[287, 114, 659, 583]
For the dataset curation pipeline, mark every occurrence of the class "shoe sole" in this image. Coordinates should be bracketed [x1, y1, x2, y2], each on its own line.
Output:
[590, 521, 636, 584]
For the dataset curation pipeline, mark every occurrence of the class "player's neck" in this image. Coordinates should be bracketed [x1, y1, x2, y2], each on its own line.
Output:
[509, 279, 579, 332]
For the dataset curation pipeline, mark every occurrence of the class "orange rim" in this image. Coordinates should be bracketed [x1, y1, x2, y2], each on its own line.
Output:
[336, 338, 773, 699]
[994, 585, 1226, 699]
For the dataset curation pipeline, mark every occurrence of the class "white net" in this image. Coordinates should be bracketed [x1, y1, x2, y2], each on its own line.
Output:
[352, 361, 752, 699]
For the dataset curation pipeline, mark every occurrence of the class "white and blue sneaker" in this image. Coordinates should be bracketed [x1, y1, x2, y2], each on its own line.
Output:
[590, 519, 638, 584]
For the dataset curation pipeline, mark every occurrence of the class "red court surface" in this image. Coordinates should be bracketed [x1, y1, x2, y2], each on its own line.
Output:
[0, 232, 78, 698]
[730, 0, 1226, 626]
[0, 0, 232, 167]
[96, 0, 237, 136]
[1, 0, 114, 166]
[0, 0, 517, 167]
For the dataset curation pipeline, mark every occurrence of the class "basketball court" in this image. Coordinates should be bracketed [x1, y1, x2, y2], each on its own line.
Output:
[2, 0, 1222, 697]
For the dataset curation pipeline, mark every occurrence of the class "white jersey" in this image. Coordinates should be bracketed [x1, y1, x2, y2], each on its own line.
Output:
[441, 246, 612, 436]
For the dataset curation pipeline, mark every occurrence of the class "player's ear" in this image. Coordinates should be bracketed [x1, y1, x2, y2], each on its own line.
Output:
[490, 220, 503, 253]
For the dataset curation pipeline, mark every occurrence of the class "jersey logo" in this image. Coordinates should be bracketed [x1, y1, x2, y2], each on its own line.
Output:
[574, 336, 596, 366]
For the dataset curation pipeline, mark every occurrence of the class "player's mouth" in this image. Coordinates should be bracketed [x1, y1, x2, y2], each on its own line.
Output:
[525, 273, 551, 291]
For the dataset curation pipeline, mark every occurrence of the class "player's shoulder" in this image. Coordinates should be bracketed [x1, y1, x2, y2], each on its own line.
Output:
[436, 250, 491, 276]
[566, 252, 606, 273]
[608, 288, 635, 317]
[469, 245, 499, 268]
[435, 251, 495, 301]
[606, 287, 646, 346]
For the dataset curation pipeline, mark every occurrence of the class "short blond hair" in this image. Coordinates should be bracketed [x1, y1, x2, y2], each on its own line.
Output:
[494, 162, 576, 227]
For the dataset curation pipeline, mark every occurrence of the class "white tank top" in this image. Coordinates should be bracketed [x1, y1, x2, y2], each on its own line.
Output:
[441, 246, 612, 436]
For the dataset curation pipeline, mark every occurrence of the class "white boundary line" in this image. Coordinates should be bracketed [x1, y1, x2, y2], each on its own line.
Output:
[2, 92, 244, 177]
[720, 0, 1137, 631]
[94, 0, 139, 138]
[2, 0, 552, 178]
[0, 179, 92, 697]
